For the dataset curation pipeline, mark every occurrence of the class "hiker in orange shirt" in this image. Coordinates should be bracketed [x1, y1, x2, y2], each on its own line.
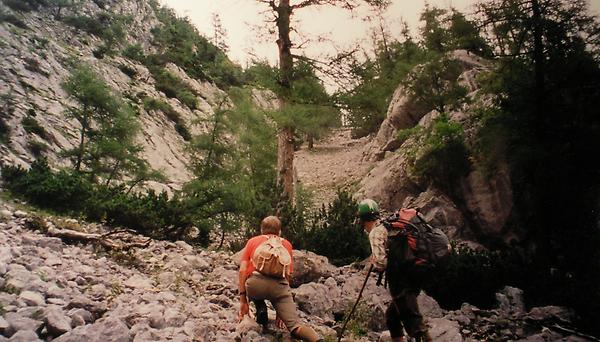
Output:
[238, 215, 322, 342]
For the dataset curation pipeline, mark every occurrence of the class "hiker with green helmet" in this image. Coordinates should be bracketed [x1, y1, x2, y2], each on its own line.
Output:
[357, 199, 432, 342]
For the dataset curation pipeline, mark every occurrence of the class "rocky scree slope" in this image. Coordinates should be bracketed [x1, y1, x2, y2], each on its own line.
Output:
[0, 0, 275, 191]
[0, 201, 588, 342]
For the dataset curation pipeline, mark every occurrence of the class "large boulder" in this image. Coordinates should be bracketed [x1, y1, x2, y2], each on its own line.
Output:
[293, 278, 341, 319]
[428, 317, 463, 342]
[460, 167, 514, 242]
[290, 250, 336, 288]
[355, 153, 420, 211]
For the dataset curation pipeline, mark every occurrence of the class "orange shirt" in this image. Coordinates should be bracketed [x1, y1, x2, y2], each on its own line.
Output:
[241, 235, 294, 277]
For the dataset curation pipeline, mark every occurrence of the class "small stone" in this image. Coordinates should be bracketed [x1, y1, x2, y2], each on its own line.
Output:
[3, 312, 43, 337]
[124, 275, 154, 290]
[13, 211, 28, 218]
[6, 330, 42, 341]
[18, 291, 45, 307]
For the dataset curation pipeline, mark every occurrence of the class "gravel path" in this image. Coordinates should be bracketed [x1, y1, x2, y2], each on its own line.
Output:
[295, 128, 374, 206]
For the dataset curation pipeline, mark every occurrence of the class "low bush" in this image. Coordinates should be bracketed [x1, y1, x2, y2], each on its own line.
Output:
[152, 68, 198, 110]
[1, 159, 206, 245]
[21, 116, 47, 138]
[0, 9, 28, 29]
[282, 190, 370, 266]
[27, 140, 48, 157]
[142, 97, 191, 141]
[121, 44, 146, 63]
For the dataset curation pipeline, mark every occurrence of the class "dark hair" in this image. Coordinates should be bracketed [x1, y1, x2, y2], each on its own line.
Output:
[261, 216, 281, 235]
[359, 212, 379, 222]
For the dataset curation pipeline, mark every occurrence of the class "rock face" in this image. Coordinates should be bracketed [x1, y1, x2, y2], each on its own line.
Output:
[0, 0, 275, 192]
[0, 204, 588, 341]
[357, 50, 516, 245]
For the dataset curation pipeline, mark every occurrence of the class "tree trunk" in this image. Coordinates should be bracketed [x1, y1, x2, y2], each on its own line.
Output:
[275, 0, 295, 201]
[307, 133, 314, 149]
[277, 126, 295, 200]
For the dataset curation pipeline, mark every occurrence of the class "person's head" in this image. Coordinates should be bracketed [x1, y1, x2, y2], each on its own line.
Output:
[260, 215, 282, 235]
[357, 199, 380, 225]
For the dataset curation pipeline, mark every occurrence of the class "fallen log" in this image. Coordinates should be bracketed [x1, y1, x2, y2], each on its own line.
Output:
[26, 216, 152, 251]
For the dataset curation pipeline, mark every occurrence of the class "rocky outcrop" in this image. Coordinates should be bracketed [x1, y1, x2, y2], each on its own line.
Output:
[0, 0, 277, 193]
[356, 50, 515, 245]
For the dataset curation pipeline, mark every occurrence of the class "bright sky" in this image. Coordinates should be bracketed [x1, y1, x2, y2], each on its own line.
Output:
[161, 0, 600, 67]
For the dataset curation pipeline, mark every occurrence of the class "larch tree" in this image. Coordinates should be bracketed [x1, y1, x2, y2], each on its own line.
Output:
[255, 0, 389, 203]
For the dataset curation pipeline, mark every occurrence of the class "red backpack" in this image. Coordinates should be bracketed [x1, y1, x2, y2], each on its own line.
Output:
[382, 208, 452, 267]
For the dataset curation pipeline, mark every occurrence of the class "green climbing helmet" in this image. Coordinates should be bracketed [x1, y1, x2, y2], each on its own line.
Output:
[357, 199, 380, 220]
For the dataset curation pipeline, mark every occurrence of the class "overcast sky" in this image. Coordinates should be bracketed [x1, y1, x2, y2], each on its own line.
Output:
[160, 0, 600, 67]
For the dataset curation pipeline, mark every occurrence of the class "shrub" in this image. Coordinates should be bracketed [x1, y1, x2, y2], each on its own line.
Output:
[142, 97, 191, 141]
[27, 140, 48, 157]
[23, 57, 48, 76]
[0, 9, 28, 29]
[63, 15, 104, 36]
[3, 0, 45, 12]
[121, 44, 145, 63]
[406, 115, 471, 193]
[282, 190, 370, 266]
[152, 68, 198, 110]
[0, 118, 9, 144]
[22, 116, 47, 138]
[0, 159, 205, 244]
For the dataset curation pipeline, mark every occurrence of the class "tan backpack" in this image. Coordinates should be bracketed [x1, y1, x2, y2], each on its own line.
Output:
[251, 235, 291, 278]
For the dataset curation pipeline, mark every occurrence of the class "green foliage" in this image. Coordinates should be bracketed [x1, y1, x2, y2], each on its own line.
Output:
[184, 89, 279, 244]
[0, 8, 28, 29]
[149, 5, 243, 88]
[404, 56, 468, 114]
[63, 12, 130, 56]
[251, 60, 340, 145]
[1, 160, 203, 244]
[121, 44, 146, 63]
[337, 39, 428, 138]
[404, 114, 470, 193]
[21, 115, 47, 138]
[142, 97, 191, 141]
[420, 5, 492, 56]
[2, 0, 46, 12]
[151, 68, 198, 110]
[62, 63, 154, 186]
[426, 246, 527, 309]
[474, 0, 600, 334]
[282, 190, 370, 266]
[27, 140, 48, 157]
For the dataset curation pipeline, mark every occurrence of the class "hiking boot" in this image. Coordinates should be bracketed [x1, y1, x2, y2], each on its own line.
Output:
[254, 300, 268, 327]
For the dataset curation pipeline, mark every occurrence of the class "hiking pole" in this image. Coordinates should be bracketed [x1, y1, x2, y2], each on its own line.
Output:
[337, 264, 374, 342]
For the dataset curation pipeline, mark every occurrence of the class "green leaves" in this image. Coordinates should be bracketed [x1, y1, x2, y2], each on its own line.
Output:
[62, 63, 155, 187]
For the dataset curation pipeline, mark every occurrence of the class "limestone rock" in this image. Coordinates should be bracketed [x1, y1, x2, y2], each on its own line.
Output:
[3, 312, 43, 337]
[355, 152, 419, 211]
[496, 286, 525, 316]
[5, 330, 42, 342]
[290, 250, 336, 287]
[428, 317, 463, 342]
[44, 307, 72, 336]
[18, 291, 45, 307]
[53, 317, 131, 342]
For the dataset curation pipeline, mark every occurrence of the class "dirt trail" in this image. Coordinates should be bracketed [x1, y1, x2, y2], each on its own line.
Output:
[294, 128, 374, 207]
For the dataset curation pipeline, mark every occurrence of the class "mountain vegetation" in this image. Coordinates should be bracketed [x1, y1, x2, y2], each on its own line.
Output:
[0, 0, 599, 337]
